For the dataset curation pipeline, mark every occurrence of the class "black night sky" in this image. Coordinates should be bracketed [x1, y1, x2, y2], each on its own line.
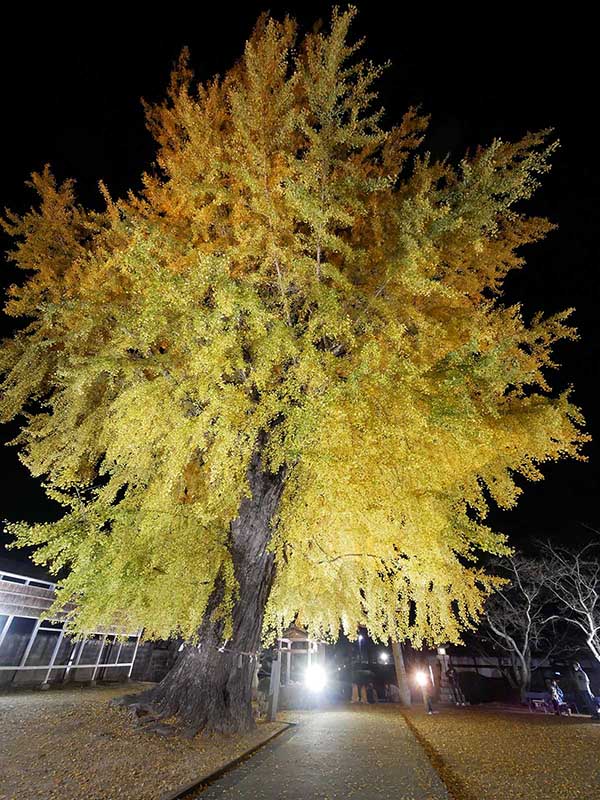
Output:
[1, 5, 598, 568]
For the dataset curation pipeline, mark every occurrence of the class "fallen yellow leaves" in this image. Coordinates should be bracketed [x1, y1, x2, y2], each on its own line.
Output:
[404, 706, 600, 800]
[0, 684, 285, 800]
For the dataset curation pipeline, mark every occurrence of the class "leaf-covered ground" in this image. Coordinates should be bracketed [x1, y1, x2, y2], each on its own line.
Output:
[5, 687, 597, 800]
[0, 684, 286, 800]
[404, 705, 600, 800]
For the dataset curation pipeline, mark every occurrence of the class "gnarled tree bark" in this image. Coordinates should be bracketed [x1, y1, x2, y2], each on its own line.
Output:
[117, 449, 285, 736]
[391, 641, 412, 706]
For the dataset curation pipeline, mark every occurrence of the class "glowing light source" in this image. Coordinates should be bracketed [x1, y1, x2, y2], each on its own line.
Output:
[379, 651, 389, 663]
[415, 670, 428, 687]
[437, 647, 446, 656]
[304, 664, 327, 692]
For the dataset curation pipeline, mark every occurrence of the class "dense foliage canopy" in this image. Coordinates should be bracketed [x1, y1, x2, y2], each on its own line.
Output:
[1, 8, 586, 647]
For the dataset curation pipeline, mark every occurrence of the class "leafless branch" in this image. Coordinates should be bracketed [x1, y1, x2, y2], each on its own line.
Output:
[481, 554, 556, 695]
[542, 539, 600, 664]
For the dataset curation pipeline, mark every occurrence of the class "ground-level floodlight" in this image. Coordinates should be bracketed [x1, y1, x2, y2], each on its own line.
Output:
[415, 670, 433, 714]
[415, 670, 428, 687]
[304, 664, 327, 692]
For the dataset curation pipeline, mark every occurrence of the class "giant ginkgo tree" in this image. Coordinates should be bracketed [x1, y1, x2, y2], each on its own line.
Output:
[0, 8, 587, 734]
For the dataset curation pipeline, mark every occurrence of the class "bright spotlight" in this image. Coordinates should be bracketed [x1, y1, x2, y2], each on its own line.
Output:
[415, 670, 428, 687]
[304, 664, 327, 692]
[379, 652, 389, 663]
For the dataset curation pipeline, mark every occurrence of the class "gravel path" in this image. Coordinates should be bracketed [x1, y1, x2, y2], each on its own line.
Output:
[0, 684, 286, 800]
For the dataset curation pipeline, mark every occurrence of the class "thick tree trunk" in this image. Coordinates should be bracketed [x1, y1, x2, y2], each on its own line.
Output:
[512, 654, 531, 703]
[120, 450, 285, 736]
[391, 641, 412, 706]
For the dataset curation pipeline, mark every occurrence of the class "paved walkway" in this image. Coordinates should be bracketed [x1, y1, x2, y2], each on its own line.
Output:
[195, 706, 448, 799]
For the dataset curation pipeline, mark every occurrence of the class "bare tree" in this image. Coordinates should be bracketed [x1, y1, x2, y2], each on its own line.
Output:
[482, 555, 556, 701]
[544, 538, 600, 664]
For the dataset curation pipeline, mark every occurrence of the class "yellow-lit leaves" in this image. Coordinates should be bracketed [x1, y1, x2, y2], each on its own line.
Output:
[0, 9, 587, 645]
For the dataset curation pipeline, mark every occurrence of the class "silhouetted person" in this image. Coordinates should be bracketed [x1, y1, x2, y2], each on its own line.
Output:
[366, 682, 379, 703]
[446, 666, 466, 706]
[549, 678, 564, 715]
[572, 662, 597, 717]
[418, 672, 434, 714]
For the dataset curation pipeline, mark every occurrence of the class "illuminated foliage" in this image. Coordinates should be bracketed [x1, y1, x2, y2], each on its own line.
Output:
[1, 8, 587, 648]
